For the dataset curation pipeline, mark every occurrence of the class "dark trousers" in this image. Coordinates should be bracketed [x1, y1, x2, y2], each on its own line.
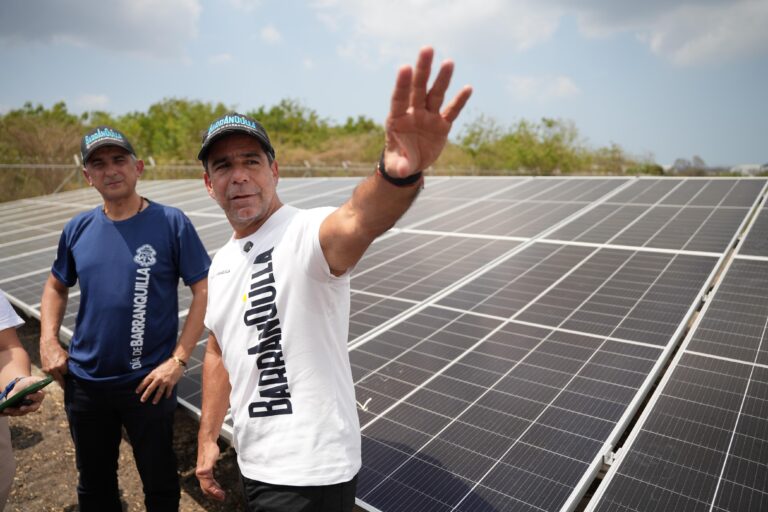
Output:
[64, 375, 181, 512]
[241, 474, 358, 512]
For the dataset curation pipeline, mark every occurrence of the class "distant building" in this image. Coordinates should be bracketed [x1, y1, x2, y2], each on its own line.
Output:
[730, 164, 763, 176]
[666, 157, 765, 176]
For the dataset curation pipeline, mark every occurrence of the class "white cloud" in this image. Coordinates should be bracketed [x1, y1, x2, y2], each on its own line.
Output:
[228, 0, 263, 12]
[74, 94, 110, 111]
[313, 0, 561, 67]
[315, 12, 340, 32]
[336, 40, 379, 69]
[567, 0, 768, 65]
[311, 0, 768, 67]
[0, 0, 201, 59]
[260, 25, 283, 45]
[506, 75, 580, 102]
[644, 1, 768, 65]
[209, 53, 234, 64]
[303, 58, 316, 70]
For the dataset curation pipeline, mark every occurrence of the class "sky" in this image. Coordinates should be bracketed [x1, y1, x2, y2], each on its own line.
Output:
[0, 0, 766, 167]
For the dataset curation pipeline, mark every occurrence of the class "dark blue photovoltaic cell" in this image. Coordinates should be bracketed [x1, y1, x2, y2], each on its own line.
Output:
[592, 354, 768, 512]
[439, 244, 716, 346]
[550, 179, 761, 253]
[356, 319, 662, 512]
[352, 235, 519, 304]
[738, 205, 768, 257]
[686, 260, 768, 365]
[591, 256, 768, 512]
[436, 243, 595, 317]
[546, 204, 646, 243]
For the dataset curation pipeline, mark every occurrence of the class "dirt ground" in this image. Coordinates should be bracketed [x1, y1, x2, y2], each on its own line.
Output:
[5, 313, 247, 511]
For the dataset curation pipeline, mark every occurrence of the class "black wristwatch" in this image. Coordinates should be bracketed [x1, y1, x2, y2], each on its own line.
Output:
[377, 151, 423, 187]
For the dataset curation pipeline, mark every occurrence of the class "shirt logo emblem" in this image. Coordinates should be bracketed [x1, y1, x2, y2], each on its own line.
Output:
[133, 244, 157, 267]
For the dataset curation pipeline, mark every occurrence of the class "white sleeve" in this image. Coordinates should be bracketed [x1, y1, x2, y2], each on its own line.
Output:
[0, 292, 24, 331]
[297, 207, 350, 282]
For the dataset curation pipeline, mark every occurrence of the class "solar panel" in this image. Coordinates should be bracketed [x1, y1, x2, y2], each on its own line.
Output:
[2, 176, 766, 511]
[737, 202, 768, 257]
[546, 179, 763, 254]
[350, 235, 722, 510]
[588, 180, 768, 512]
[355, 318, 665, 511]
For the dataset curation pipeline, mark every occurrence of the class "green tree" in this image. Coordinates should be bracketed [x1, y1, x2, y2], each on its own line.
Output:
[0, 99, 657, 182]
[458, 115, 638, 174]
[0, 102, 85, 202]
[591, 143, 627, 174]
[0, 101, 82, 163]
[248, 99, 330, 150]
[105, 98, 230, 163]
[339, 115, 379, 135]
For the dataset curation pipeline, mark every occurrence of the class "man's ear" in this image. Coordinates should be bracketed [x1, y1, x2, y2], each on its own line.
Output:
[135, 159, 145, 176]
[203, 171, 216, 200]
[82, 168, 93, 186]
[271, 160, 279, 185]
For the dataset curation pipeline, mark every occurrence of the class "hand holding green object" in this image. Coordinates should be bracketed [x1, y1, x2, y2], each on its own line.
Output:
[0, 375, 53, 413]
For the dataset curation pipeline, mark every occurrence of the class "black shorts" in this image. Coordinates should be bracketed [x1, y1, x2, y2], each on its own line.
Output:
[241, 473, 357, 512]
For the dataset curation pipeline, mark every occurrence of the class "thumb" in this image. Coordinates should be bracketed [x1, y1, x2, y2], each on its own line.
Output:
[210, 482, 226, 501]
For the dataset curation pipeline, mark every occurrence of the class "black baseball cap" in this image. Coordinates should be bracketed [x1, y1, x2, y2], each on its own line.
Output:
[80, 126, 136, 165]
[198, 112, 275, 162]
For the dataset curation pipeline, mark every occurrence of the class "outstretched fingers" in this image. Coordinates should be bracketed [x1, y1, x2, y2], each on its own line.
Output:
[441, 85, 473, 123]
[386, 47, 472, 173]
[409, 46, 434, 110]
[426, 60, 454, 113]
[390, 65, 413, 119]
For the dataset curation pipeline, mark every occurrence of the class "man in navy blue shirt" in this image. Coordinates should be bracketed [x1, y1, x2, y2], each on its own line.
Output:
[39, 126, 211, 512]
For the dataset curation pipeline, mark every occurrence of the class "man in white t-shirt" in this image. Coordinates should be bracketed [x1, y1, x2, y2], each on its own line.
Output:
[195, 47, 472, 511]
[0, 290, 46, 509]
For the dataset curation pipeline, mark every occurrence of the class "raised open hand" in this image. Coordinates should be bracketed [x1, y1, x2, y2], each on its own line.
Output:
[384, 46, 472, 178]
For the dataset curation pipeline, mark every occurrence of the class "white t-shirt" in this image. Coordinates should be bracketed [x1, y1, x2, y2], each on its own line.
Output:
[205, 205, 361, 486]
[0, 292, 23, 331]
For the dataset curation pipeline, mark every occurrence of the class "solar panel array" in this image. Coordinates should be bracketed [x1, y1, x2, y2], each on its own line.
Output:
[587, 191, 768, 512]
[1, 176, 766, 512]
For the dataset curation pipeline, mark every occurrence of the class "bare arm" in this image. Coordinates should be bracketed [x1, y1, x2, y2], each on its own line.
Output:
[174, 277, 208, 362]
[320, 46, 472, 275]
[137, 277, 208, 404]
[0, 328, 31, 383]
[39, 273, 70, 388]
[0, 325, 46, 417]
[196, 333, 231, 501]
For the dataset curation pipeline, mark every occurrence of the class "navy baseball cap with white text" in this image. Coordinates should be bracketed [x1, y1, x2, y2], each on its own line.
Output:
[80, 126, 136, 165]
[197, 112, 275, 162]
